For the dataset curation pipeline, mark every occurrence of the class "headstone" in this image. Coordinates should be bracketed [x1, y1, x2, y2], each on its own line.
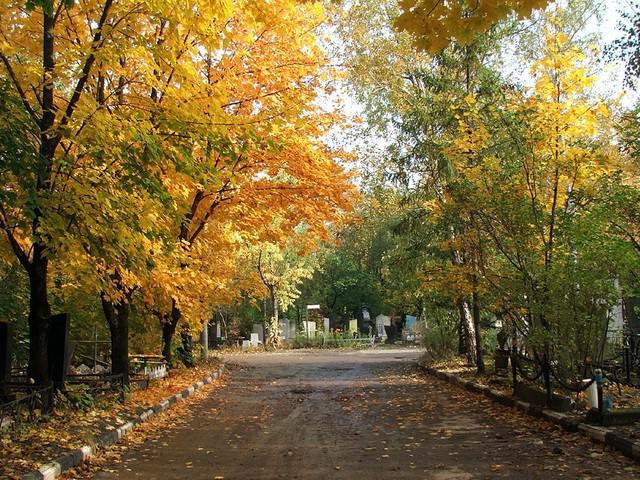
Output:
[609, 280, 624, 340]
[250, 333, 260, 347]
[216, 322, 222, 339]
[323, 317, 330, 333]
[349, 319, 358, 333]
[0, 321, 12, 398]
[288, 319, 296, 339]
[279, 320, 289, 340]
[48, 313, 71, 387]
[375, 314, 391, 338]
[303, 320, 316, 337]
[384, 324, 398, 343]
[242, 339, 250, 350]
[278, 319, 296, 340]
[252, 324, 264, 343]
[405, 315, 417, 333]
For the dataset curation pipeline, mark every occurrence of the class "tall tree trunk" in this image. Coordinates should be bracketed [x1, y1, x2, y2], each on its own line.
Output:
[27, 4, 56, 387]
[161, 299, 180, 365]
[161, 299, 194, 367]
[472, 289, 485, 373]
[264, 287, 276, 346]
[161, 320, 176, 365]
[101, 294, 130, 385]
[27, 247, 51, 385]
[271, 295, 280, 346]
[457, 299, 477, 365]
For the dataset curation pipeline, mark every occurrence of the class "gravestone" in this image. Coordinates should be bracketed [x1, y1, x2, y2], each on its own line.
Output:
[250, 333, 260, 347]
[384, 324, 398, 343]
[405, 315, 417, 333]
[0, 321, 12, 399]
[279, 319, 296, 340]
[323, 317, 330, 333]
[48, 313, 71, 388]
[303, 320, 316, 337]
[242, 340, 250, 350]
[375, 314, 391, 338]
[349, 319, 358, 334]
[252, 324, 264, 343]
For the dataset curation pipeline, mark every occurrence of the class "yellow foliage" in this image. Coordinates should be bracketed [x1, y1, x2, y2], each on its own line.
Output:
[395, 0, 551, 53]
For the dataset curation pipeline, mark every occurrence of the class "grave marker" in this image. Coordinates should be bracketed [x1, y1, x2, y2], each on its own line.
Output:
[48, 313, 71, 387]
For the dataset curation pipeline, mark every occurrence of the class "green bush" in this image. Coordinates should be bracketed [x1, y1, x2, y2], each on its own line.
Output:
[481, 328, 498, 354]
[58, 384, 94, 410]
[422, 309, 458, 363]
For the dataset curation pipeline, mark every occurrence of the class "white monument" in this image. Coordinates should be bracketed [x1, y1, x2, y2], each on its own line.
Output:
[376, 314, 391, 338]
[303, 320, 316, 337]
[252, 324, 264, 343]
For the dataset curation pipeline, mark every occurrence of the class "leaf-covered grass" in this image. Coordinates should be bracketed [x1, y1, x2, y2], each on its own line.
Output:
[0, 360, 222, 480]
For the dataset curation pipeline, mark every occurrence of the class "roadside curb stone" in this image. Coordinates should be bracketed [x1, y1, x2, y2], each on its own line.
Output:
[420, 364, 640, 463]
[21, 364, 225, 480]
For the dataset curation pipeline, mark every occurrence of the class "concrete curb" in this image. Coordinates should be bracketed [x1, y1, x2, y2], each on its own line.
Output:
[421, 365, 640, 463]
[22, 365, 225, 480]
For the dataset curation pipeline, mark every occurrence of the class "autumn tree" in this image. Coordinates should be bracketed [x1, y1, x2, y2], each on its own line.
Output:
[249, 236, 318, 346]
[444, 21, 623, 392]
[141, 0, 355, 362]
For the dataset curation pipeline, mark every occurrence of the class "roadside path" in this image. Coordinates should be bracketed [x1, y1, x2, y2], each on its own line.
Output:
[91, 349, 639, 479]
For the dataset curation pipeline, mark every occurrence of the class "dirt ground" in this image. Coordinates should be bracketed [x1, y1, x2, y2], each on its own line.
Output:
[85, 348, 640, 479]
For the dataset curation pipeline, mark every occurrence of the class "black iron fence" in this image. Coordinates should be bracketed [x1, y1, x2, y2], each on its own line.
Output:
[0, 385, 53, 431]
[0, 373, 127, 431]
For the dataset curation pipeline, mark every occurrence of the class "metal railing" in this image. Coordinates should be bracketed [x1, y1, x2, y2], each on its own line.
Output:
[0, 385, 53, 431]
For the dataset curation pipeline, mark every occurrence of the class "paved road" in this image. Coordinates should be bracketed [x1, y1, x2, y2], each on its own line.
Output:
[93, 349, 639, 479]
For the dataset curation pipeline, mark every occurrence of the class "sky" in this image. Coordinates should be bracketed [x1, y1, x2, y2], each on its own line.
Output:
[326, 0, 639, 173]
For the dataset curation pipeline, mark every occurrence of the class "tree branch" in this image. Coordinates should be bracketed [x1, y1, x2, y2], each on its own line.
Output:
[0, 53, 39, 125]
[56, 0, 114, 140]
[0, 203, 31, 269]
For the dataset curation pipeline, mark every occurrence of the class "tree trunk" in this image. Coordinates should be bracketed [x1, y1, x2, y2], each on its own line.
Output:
[27, 247, 51, 385]
[472, 289, 485, 373]
[272, 295, 280, 346]
[179, 326, 195, 367]
[458, 298, 477, 366]
[101, 294, 130, 385]
[161, 299, 195, 367]
[264, 288, 277, 346]
[161, 300, 180, 366]
[161, 320, 176, 365]
[26, 4, 56, 387]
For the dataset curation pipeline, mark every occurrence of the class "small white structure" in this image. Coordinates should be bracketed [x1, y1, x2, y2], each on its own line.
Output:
[303, 320, 316, 337]
[146, 364, 168, 380]
[376, 314, 391, 338]
[608, 280, 625, 341]
[252, 324, 264, 343]
[250, 333, 260, 347]
[349, 319, 358, 333]
[278, 319, 297, 340]
[323, 317, 330, 333]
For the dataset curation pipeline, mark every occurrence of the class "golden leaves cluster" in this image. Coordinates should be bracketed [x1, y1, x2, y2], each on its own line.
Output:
[395, 0, 551, 53]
